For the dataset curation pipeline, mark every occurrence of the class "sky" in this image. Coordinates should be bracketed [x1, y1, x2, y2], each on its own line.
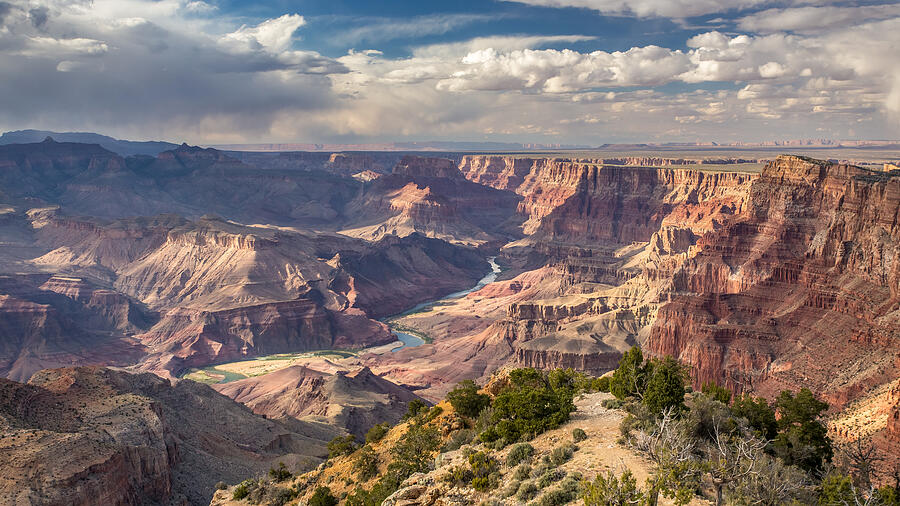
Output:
[1, 0, 899, 145]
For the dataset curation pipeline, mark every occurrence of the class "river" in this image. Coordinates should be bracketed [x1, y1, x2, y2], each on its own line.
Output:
[387, 256, 501, 352]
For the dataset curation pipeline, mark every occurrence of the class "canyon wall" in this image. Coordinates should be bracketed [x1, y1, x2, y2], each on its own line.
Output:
[646, 156, 899, 406]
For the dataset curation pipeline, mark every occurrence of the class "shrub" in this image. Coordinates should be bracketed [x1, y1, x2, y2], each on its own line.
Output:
[537, 473, 582, 506]
[731, 393, 777, 440]
[480, 368, 576, 446]
[268, 462, 291, 482]
[215, 481, 227, 491]
[513, 463, 532, 481]
[594, 376, 611, 392]
[404, 399, 429, 420]
[502, 480, 521, 498]
[232, 480, 253, 500]
[506, 443, 535, 467]
[270, 487, 296, 506]
[538, 468, 567, 488]
[308, 486, 338, 506]
[390, 423, 441, 476]
[582, 469, 646, 505]
[572, 427, 588, 443]
[517, 481, 539, 501]
[601, 398, 623, 410]
[353, 445, 379, 481]
[550, 442, 576, 466]
[442, 428, 476, 453]
[447, 379, 491, 418]
[442, 465, 474, 486]
[469, 451, 500, 491]
[365, 423, 390, 444]
[701, 381, 732, 404]
[327, 434, 357, 458]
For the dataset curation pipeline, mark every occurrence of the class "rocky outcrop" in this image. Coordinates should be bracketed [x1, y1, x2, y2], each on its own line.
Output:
[647, 156, 900, 405]
[138, 302, 393, 377]
[393, 156, 463, 179]
[0, 366, 341, 506]
[0, 274, 149, 381]
[215, 366, 426, 439]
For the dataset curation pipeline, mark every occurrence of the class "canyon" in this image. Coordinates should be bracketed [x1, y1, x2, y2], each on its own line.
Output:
[0, 136, 898, 504]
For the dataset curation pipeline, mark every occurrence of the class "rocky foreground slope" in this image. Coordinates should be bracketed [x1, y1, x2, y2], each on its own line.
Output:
[0, 366, 343, 506]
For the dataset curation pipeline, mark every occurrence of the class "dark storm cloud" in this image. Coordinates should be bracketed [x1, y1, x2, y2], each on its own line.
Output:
[30, 6, 49, 28]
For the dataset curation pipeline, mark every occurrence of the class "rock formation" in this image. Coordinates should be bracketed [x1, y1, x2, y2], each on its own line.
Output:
[0, 366, 341, 505]
[214, 366, 426, 439]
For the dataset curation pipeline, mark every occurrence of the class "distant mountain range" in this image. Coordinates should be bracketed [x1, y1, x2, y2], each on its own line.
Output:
[0, 129, 178, 156]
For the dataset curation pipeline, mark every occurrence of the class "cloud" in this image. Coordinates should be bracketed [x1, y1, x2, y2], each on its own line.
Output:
[332, 14, 493, 45]
[0, 0, 346, 143]
[220, 14, 305, 54]
[435, 45, 690, 92]
[737, 4, 900, 33]
[502, 0, 771, 18]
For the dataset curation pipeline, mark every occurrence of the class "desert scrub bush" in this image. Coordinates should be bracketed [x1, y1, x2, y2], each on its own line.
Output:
[268, 462, 291, 482]
[441, 464, 474, 486]
[572, 428, 587, 443]
[514, 463, 532, 481]
[390, 422, 441, 476]
[215, 481, 227, 490]
[594, 376, 611, 392]
[447, 379, 492, 418]
[441, 428, 476, 452]
[536, 473, 582, 506]
[422, 405, 444, 423]
[506, 442, 535, 466]
[327, 434, 357, 458]
[502, 479, 521, 498]
[582, 469, 646, 506]
[353, 445, 379, 481]
[517, 480, 539, 501]
[537, 468, 567, 489]
[232, 479, 254, 500]
[308, 486, 338, 506]
[550, 442, 576, 466]
[269, 487, 297, 506]
[469, 451, 500, 491]
[601, 398, 623, 409]
[365, 422, 390, 444]
[403, 399, 429, 420]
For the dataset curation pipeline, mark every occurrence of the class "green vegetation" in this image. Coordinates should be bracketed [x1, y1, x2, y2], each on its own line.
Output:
[611, 347, 688, 415]
[536, 473, 582, 506]
[479, 368, 577, 446]
[549, 442, 576, 466]
[516, 481, 539, 501]
[232, 480, 252, 500]
[327, 434, 357, 458]
[582, 469, 646, 505]
[773, 388, 833, 473]
[446, 379, 491, 418]
[468, 451, 500, 491]
[701, 381, 732, 404]
[308, 486, 338, 506]
[403, 399, 429, 420]
[365, 422, 390, 444]
[353, 445, 379, 481]
[268, 462, 291, 482]
[572, 427, 587, 443]
[346, 420, 441, 506]
[505, 442, 535, 467]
